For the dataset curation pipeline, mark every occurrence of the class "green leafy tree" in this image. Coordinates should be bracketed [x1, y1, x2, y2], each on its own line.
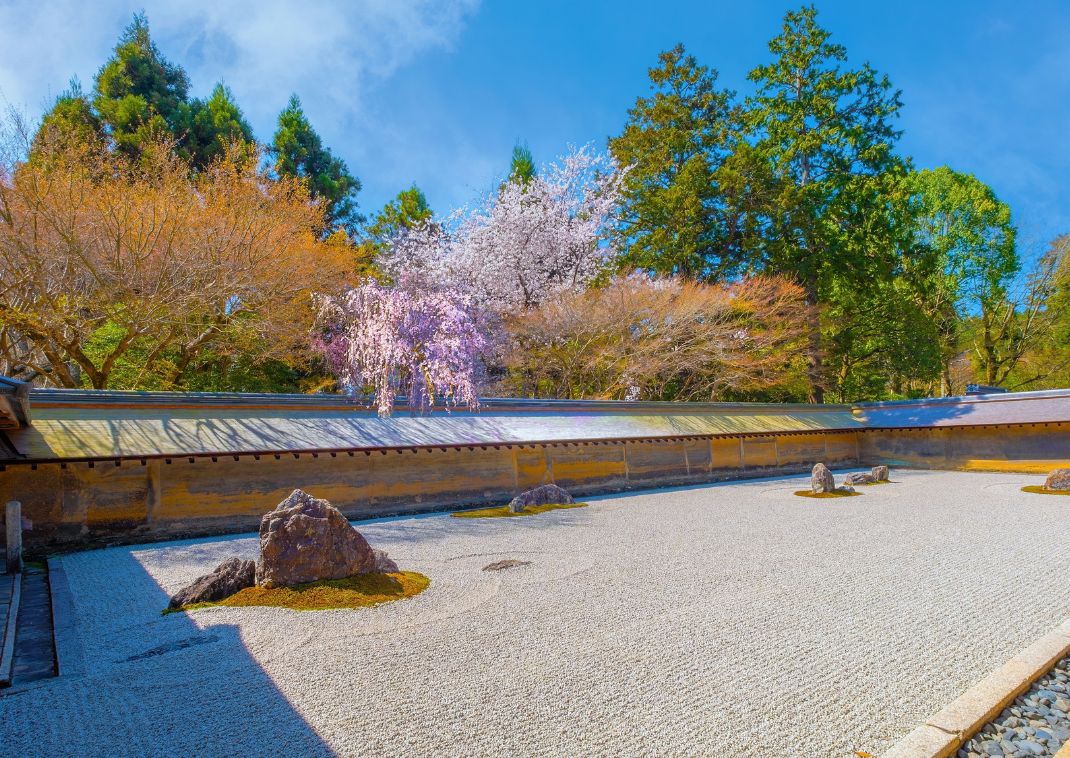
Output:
[905, 167, 1019, 393]
[354, 185, 434, 275]
[92, 12, 192, 158]
[609, 45, 746, 279]
[187, 83, 255, 168]
[745, 5, 907, 401]
[271, 94, 362, 235]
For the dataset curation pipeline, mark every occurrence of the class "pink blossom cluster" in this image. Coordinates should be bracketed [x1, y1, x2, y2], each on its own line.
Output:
[379, 145, 626, 314]
[315, 275, 486, 417]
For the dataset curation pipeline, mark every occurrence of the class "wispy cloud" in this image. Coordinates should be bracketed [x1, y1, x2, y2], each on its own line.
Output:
[0, 0, 478, 133]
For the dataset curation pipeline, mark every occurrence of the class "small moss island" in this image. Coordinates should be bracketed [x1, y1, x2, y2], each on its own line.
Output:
[794, 490, 862, 499]
[452, 502, 589, 519]
[168, 571, 430, 614]
[1021, 485, 1070, 496]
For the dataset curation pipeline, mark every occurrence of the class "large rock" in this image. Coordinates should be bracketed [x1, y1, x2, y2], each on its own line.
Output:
[507, 483, 575, 513]
[844, 471, 876, 486]
[1045, 469, 1070, 491]
[169, 557, 255, 609]
[256, 489, 375, 588]
[871, 465, 890, 482]
[811, 463, 836, 494]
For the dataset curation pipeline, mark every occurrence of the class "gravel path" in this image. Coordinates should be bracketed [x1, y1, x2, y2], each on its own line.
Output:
[1, 469, 1069, 757]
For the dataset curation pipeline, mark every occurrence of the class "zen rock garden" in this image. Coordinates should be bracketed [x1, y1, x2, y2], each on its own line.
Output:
[168, 489, 413, 612]
[798, 462, 890, 498]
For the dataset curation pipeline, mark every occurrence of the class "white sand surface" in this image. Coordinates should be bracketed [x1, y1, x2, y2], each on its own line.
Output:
[2, 469, 1068, 757]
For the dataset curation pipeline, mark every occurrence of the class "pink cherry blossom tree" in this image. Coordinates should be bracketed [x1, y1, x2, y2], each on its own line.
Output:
[377, 145, 626, 314]
[314, 275, 486, 417]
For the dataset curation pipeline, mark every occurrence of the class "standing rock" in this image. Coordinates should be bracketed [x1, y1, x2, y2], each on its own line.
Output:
[507, 483, 575, 513]
[169, 557, 255, 609]
[256, 489, 375, 588]
[811, 463, 836, 494]
[1044, 468, 1070, 491]
[871, 465, 890, 482]
[844, 472, 876, 486]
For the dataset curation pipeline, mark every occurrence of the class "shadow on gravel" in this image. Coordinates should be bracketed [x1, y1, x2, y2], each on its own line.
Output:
[20, 549, 335, 757]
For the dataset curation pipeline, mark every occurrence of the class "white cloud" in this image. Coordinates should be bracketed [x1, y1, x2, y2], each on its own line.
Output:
[0, 0, 479, 133]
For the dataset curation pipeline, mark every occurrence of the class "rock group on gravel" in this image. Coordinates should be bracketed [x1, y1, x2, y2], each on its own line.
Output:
[957, 653, 1070, 757]
[811, 463, 891, 494]
[1044, 469, 1070, 491]
[508, 483, 575, 513]
[169, 489, 402, 606]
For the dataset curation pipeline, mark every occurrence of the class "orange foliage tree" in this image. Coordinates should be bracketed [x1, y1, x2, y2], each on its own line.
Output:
[499, 274, 810, 401]
[0, 126, 350, 389]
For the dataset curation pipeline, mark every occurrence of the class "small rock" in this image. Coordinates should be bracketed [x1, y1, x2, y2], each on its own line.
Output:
[1015, 740, 1044, 755]
[372, 549, 399, 573]
[811, 463, 836, 493]
[1044, 468, 1070, 490]
[507, 483, 574, 513]
[871, 464, 890, 481]
[483, 559, 532, 572]
[978, 740, 1003, 756]
[169, 557, 255, 609]
[844, 471, 876, 486]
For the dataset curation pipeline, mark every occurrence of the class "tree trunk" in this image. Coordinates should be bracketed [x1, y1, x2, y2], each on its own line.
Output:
[804, 281, 823, 403]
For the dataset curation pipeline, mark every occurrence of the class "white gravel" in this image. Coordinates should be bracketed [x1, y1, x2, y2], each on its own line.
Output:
[2, 469, 1069, 757]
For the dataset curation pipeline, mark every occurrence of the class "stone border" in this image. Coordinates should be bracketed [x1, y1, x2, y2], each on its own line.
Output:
[0, 572, 21, 686]
[46, 560, 85, 678]
[884, 617, 1070, 757]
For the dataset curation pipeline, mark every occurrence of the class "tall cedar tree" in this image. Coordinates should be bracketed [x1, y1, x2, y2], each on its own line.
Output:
[509, 143, 536, 184]
[272, 94, 362, 236]
[609, 46, 745, 279]
[91, 13, 192, 159]
[746, 5, 906, 401]
[187, 83, 255, 169]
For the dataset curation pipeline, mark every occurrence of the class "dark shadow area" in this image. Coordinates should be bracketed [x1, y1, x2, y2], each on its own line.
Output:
[1, 546, 335, 757]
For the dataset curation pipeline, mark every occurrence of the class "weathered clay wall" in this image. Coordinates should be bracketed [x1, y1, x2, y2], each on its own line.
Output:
[1, 431, 860, 552]
[859, 422, 1070, 473]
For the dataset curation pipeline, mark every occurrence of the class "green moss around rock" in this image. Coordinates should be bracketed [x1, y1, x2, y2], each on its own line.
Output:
[794, 490, 862, 499]
[167, 571, 430, 613]
[451, 502, 589, 519]
[1021, 485, 1070, 496]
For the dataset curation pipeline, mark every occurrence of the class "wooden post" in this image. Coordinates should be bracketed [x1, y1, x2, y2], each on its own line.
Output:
[5, 501, 21, 574]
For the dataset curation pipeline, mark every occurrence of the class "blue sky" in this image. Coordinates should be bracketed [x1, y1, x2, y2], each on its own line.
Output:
[2, 0, 1068, 257]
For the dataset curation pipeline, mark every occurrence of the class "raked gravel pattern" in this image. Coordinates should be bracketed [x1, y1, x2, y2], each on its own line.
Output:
[1, 469, 1069, 757]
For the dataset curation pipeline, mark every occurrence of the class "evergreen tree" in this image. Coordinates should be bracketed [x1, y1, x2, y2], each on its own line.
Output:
[609, 45, 744, 279]
[187, 83, 255, 168]
[355, 185, 434, 274]
[508, 142, 536, 184]
[92, 12, 192, 158]
[745, 5, 907, 401]
[271, 94, 362, 235]
[34, 79, 103, 153]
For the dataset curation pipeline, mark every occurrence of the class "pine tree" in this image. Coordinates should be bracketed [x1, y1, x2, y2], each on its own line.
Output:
[355, 185, 434, 274]
[187, 83, 255, 168]
[609, 45, 747, 279]
[745, 5, 907, 401]
[271, 94, 362, 235]
[508, 142, 536, 184]
[34, 79, 103, 153]
[92, 12, 192, 158]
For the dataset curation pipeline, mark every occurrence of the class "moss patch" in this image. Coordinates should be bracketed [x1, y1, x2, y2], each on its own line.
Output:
[451, 502, 589, 519]
[169, 571, 430, 613]
[1022, 485, 1070, 496]
[794, 490, 862, 499]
